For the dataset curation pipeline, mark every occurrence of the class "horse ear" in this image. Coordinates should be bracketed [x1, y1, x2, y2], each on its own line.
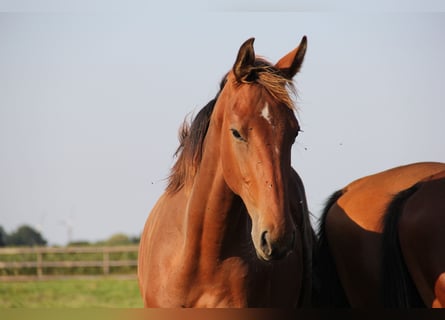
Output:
[233, 38, 256, 82]
[275, 36, 307, 79]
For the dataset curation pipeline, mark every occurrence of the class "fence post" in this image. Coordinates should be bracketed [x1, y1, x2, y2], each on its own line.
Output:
[103, 250, 110, 275]
[36, 250, 43, 279]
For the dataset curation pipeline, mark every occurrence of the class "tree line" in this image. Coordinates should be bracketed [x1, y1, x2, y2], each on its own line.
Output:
[0, 225, 47, 247]
[0, 224, 139, 247]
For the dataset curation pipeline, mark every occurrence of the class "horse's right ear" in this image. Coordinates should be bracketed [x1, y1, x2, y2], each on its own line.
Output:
[233, 38, 256, 82]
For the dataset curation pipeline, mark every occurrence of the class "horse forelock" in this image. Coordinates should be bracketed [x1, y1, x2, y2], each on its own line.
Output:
[242, 59, 297, 110]
[165, 59, 297, 195]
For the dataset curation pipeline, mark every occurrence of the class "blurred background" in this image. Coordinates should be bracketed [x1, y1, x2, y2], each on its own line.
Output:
[1, 0, 444, 308]
[2, 4, 445, 247]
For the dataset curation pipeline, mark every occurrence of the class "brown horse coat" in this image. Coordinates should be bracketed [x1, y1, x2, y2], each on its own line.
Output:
[138, 37, 314, 307]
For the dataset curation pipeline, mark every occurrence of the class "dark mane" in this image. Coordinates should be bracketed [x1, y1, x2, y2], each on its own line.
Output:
[165, 75, 226, 194]
[166, 60, 296, 194]
[380, 184, 425, 307]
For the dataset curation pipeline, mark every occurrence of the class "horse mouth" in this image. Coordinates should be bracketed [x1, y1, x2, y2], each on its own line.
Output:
[256, 251, 292, 263]
[255, 245, 293, 262]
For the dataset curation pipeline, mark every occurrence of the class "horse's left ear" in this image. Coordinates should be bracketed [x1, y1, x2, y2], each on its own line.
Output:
[275, 36, 307, 79]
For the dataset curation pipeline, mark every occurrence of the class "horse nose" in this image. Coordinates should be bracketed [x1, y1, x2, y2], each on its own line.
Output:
[260, 229, 295, 261]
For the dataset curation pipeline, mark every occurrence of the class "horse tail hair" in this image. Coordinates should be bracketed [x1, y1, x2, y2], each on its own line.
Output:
[313, 189, 350, 307]
[381, 184, 425, 307]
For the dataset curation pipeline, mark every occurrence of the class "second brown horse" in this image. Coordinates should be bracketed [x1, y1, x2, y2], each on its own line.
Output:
[314, 161, 445, 307]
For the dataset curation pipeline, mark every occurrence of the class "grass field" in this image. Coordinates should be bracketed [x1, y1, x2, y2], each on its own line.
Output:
[0, 278, 144, 308]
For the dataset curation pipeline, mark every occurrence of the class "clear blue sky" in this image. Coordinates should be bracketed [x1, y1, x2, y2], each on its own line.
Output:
[1, 2, 445, 245]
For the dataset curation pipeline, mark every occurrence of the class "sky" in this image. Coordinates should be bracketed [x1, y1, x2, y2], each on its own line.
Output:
[1, 2, 445, 245]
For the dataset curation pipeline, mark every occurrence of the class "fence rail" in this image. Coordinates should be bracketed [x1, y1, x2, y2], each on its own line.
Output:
[0, 245, 139, 282]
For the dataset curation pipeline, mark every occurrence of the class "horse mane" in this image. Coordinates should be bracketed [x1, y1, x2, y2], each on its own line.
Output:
[380, 184, 425, 307]
[166, 59, 296, 194]
[312, 189, 350, 307]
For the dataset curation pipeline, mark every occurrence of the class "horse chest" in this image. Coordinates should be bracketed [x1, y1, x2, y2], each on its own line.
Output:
[184, 257, 301, 307]
[177, 257, 250, 307]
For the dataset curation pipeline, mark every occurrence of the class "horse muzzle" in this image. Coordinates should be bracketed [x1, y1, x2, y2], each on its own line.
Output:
[257, 229, 296, 261]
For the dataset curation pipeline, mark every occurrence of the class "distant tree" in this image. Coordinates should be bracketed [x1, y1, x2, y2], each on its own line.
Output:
[129, 236, 140, 244]
[7, 225, 47, 246]
[94, 233, 139, 246]
[0, 226, 7, 247]
[67, 240, 91, 247]
[104, 233, 132, 246]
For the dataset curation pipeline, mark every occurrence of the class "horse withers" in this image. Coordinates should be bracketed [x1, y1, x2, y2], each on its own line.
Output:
[314, 161, 445, 308]
[138, 37, 315, 307]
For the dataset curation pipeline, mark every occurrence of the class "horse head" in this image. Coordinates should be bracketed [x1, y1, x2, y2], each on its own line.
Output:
[212, 37, 307, 261]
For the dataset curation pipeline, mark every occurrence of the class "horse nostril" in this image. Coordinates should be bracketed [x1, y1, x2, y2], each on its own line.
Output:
[260, 231, 271, 256]
[259, 229, 295, 261]
[261, 231, 268, 247]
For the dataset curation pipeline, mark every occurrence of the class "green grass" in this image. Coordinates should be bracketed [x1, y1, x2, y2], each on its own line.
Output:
[0, 278, 144, 308]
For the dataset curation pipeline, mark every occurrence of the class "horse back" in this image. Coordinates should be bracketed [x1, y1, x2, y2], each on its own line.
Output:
[337, 162, 445, 232]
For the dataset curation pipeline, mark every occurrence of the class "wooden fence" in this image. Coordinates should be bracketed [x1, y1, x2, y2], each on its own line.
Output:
[0, 245, 139, 281]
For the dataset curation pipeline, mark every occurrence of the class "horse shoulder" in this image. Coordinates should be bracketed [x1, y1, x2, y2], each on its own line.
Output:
[138, 192, 189, 307]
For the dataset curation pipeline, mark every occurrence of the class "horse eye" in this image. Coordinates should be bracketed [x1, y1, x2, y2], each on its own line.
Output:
[231, 129, 245, 141]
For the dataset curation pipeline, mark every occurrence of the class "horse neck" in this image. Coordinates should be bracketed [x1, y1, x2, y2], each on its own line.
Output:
[181, 127, 245, 266]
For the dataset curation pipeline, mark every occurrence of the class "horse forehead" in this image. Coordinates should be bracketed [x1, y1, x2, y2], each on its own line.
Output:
[237, 101, 289, 128]
[260, 102, 272, 124]
[260, 101, 298, 128]
[236, 92, 284, 114]
[225, 81, 292, 122]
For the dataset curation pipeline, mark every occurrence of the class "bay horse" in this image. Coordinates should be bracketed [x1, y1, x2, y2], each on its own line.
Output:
[138, 37, 315, 307]
[314, 161, 445, 307]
